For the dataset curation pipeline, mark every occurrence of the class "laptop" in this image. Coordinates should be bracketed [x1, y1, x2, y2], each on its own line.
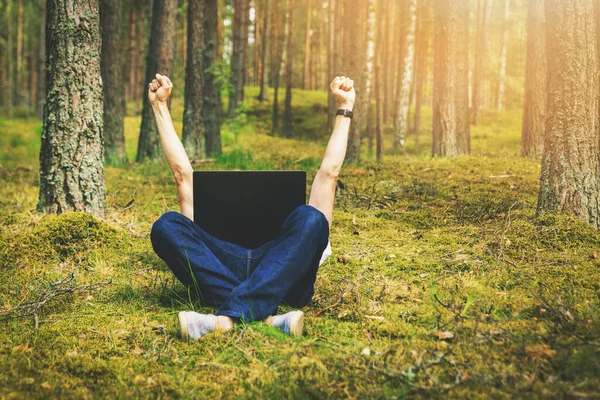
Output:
[193, 171, 307, 249]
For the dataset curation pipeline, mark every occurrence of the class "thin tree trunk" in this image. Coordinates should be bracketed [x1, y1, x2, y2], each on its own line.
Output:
[204, 0, 222, 156]
[392, 0, 407, 124]
[6, 0, 13, 117]
[182, 0, 205, 160]
[375, 0, 385, 162]
[258, 0, 270, 101]
[15, 0, 23, 106]
[36, 0, 46, 119]
[101, 0, 127, 165]
[537, 0, 600, 228]
[342, 0, 367, 162]
[496, 0, 509, 111]
[393, 0, 417, 149]
[382, 1, 395, 124]
[271, 0, 282, 135]
[126, 5, 136, 102]
[282, 0, 294, 138]
[521, 0, 546, 158]
[471, 0, 491, 125]
[28, 30, 37, 111]
[327, 0, 336, 130]
[413, 0, 431, 141]
[432, 0, 470, 157]
[229, 0, 249, 115]
[302, 0, 312, 90]
[38, 0, 105, 214]
[136, 0, 177, 162]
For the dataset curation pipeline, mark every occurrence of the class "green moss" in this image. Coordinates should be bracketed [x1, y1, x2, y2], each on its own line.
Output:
[0, 89, 599, 398]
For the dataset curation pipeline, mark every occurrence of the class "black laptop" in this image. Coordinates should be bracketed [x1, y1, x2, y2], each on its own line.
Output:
[193, 171, 306, 249]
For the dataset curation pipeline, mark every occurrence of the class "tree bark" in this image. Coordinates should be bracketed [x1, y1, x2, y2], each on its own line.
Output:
[496, 0, 509, 111]
[182, 0, 205, 160]
[327, 0, 337, 131]
[203, 0, 222, 156]
[15, 0, 23, 106]
[136, 0, 177, 162]
[258, 0, 270, 101]
[100, 0, 127, 165]
[413, 0, 431, 141]
[521, 0, 546, 158]
[432, 0, 470, 157]
[341, 0, 367, 162]
[375, 0, 385, 162]
[229, 0, 249, 115]
[36, 0, 47, 119]
[538, 0, 600, 228]
[302, 0, 312, 90]
[271, 0, 282, 135]
[382, 1, 395, 124]
[393, 0, 417, 149]
[38, 0, 105, 214]
[471, 0, 491, 125]
[282, 0, 294, 138]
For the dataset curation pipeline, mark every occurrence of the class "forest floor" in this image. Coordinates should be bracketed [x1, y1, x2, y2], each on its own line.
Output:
[0, 88, 599, 399]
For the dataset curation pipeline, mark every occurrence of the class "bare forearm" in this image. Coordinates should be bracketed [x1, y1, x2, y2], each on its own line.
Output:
[151, 102, 193, 183]
[319, 103, 353, 177]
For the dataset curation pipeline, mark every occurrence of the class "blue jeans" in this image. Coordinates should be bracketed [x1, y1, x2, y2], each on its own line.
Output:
[150, 205, 330, 322]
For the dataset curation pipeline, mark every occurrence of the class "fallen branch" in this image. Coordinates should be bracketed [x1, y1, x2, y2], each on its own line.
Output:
[1, 273, 111, 329]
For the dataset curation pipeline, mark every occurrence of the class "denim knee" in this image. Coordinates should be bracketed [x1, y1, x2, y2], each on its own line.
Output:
[150, 211, 187, 249]
[287, 205, 329, 240]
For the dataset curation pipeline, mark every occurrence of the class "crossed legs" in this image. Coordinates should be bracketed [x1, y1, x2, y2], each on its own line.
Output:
[151, 205, 330, 325]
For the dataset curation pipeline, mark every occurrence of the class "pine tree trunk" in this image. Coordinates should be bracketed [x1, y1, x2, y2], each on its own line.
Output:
[382, 2, 394, 124]
[100, 0, 127, 165]
[15, 0, 23, 106]
[203, 0, 222, 156]
[271, 0, 282, 135]
[413, 0, 431, 141]
[327, 0, 336, 131]
[302, 0, 312, 90]
[258, 0, 270, 101]
[521, 0, 546, 158]
[182, 0, 205, 160]
[136, 0, 177, 162]
[6, 0, 13, 117]
[38, 0, 105, 214]
[342, 0, 367, 162]
[126, 5, 137, 102]
[282, 0, 294, 138]
[496, 0, 509, 111]
[537, 0, 600, 228]
[375, 0, 385, 162]
[432, 0, 470, 157]
[471, 0, 491, 125]
[229, 0, 249, 115]
[393, 0, 417, 149]
[36, 0, 46, 119]
[392, 0, 407, 124]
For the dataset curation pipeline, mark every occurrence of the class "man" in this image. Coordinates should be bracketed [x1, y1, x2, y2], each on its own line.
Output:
[149, 73, 355, 339]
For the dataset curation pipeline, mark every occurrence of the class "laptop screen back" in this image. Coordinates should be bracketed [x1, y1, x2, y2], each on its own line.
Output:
[193, 171, 306, 249]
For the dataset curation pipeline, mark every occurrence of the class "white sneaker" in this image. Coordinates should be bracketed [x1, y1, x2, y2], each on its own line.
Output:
[178, 311, 217, 341]
[269, 311, 304, 337]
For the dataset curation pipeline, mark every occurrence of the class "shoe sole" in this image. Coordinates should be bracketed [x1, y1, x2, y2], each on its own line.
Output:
[178, 312, 189, 341]
[289, 311, 304, 337]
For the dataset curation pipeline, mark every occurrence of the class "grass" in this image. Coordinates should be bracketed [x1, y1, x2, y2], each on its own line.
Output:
[0, 86, 599, 398]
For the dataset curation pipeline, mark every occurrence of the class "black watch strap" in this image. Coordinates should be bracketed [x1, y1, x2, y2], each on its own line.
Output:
[336, 109, 354, 119]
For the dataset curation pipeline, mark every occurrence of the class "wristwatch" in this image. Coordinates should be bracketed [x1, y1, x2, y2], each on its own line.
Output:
[336, 109, 354, 119]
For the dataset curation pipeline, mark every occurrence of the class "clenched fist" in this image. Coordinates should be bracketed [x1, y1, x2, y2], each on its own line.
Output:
[148, 73, 173, 105]
[330, 76, 356, 110]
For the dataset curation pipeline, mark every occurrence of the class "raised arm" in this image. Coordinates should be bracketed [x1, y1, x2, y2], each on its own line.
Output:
[308, 76, 356, 228]
[149, 73, 194, 219]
